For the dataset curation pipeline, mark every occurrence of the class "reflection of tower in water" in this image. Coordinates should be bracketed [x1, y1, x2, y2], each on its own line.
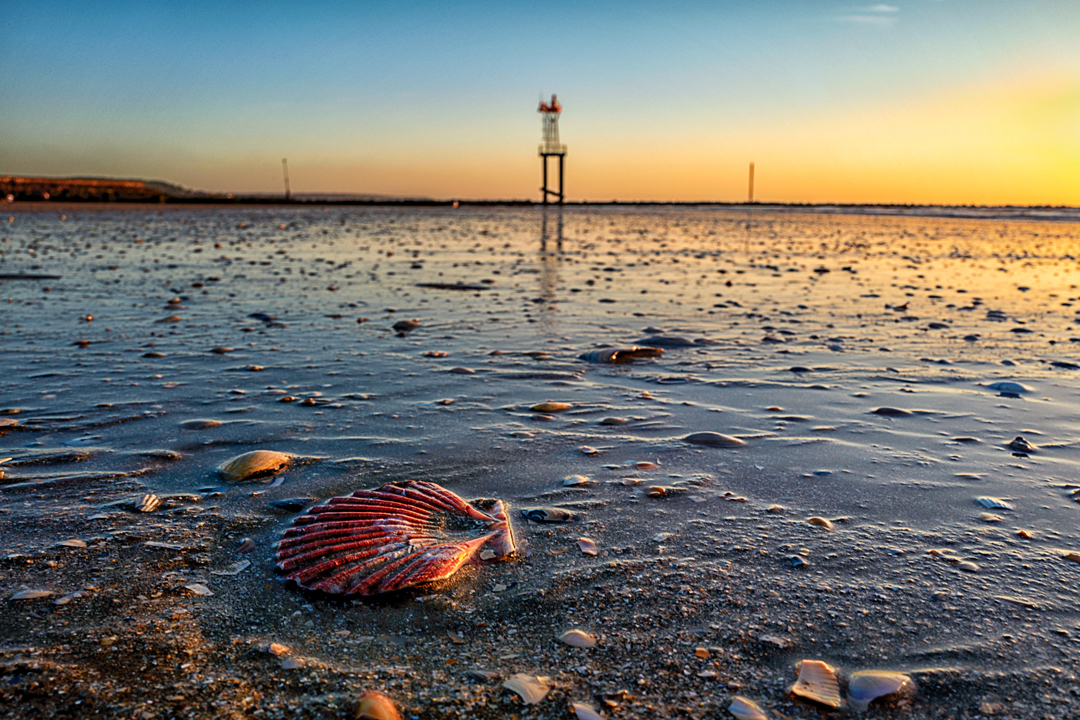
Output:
[537, 207, 564, 330]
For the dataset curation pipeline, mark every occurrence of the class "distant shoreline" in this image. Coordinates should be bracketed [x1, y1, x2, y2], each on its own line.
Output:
[5, 199, 1080, 225]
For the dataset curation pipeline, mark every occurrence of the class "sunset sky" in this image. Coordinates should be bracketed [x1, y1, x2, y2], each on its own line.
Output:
[2, 1, 1078, 204]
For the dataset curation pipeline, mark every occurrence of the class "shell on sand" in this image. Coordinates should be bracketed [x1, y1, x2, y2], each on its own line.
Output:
[578, 347, 663, 364]
[276, 481, 516, 596]
[577, 537, 599, 555]
[791, 659, 842, 708]
[559, 629, 597, 648]
[728, 696, 769, 720]
[571, 702, 605, 720]
[531, 401, 572, 413]
[847, 670, 914, 712]
[807, 516, 834, 531]
[353, 690, 403, 720]
[218, 450, 294, 482]
[502, 673, 551, 704]
[682, 432, 745, 447]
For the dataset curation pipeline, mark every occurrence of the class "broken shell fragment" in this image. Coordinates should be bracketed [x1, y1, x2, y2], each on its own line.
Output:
[976, 497, 1014, 510]
[847, 670, 914, 712]
[577, 537, 598, 555]
[1064, 551, 1080, 564]
[136, 493, 161, 513]
[728, 696, 769, 720]
[572, 702, 605, 720]
[791, 659, 842, 708]
[218, 450, 294, 482]
[502, 673, 551, 705]
[682, 432, 746, 447]
[9, 589, 55, 600]
[353, 690, 403, 720]
[531, 401, 572, 413]
[807, 516, 834, 530]
[563, 475, 593, 487]
[559, 629, 597, 648]
[276, 481, 516, 596]
[521, 507, 578, 523]
[578, 347, 663, 364]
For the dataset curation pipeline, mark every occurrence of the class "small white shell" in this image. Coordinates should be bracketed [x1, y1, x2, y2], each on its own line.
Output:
[848, 670, 914, 712]
[563, 475, 592, 487]
[976, 497, 1014, 510]
[987, 381, 1030, 394]
[577, 537, 598, 555]
[9, 589, 55, 600]
[559, 629, 597, 648]
[791, 659, 842, 708]
[572, 702, 604, 720]
[502, 673, 551, 704]
[728, 696, 769, 720]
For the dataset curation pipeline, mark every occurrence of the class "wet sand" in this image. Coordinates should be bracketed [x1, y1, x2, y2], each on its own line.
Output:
[1, 203, 1079, 719]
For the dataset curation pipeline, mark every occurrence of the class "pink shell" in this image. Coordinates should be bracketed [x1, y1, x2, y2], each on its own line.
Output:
[276, 481, 515, 596]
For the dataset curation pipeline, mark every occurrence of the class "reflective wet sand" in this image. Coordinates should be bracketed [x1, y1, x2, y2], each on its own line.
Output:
[2, 204, 1079, 718]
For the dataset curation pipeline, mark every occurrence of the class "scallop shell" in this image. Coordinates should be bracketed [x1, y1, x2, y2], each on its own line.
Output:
[683, 432, 746, 447]
[847, 670, 914, 712]
[559, 629, 597, 648]
[276, 481, 516, 596]
[218, 450, 294, 482]
[728, 696, 769, 720]
[791, 659, 842, 708]
[578, 347, 663, 364]
[353, 690, 403, 720]
[502, 673, 551, 705]
[531, 401, 572, 413]
[136, 493, 162, 513]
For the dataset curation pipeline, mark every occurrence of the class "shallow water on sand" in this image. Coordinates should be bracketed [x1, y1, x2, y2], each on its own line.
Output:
[2, 205, 1079, 718]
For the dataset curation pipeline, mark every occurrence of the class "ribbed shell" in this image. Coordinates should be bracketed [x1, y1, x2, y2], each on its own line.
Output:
[276, 480, 515, 596]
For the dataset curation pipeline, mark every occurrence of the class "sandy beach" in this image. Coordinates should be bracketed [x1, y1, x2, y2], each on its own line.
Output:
[2, 203, 1079, 719]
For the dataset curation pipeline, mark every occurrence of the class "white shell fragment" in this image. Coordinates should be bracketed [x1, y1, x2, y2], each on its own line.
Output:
[210, 560, 251, 576]
[218, 450, 294, 482]
[502, 673, 552, 704]
[791, 659, 842, 708]
[10, 589, 55, 600]
[563, 474, 593, 487]
[559, 629, 597, 648]
[728, 696, 769, 720]
[577, 537, 599, 555]
[976, 497, 1014, 510]
[184, 583, 214, 596]
[847, 670, 914, 712]
[572, 702, 605, 720]
[807, 516, 834, 531]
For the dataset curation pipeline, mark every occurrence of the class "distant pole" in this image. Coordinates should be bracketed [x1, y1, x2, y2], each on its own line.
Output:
[748, 162, 755, 203]
[282, 158, 291, 200]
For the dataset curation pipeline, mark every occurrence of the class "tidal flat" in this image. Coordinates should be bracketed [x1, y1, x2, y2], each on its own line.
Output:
[1, 203, 1079, 719]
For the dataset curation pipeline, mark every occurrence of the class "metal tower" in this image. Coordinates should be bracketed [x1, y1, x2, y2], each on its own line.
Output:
[538, 94, 566, 204]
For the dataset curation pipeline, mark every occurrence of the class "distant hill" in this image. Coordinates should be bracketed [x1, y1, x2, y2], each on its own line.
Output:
[0, 175, 210, 202]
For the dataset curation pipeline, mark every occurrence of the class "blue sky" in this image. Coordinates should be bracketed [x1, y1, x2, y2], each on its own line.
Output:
[2, 1, 1078, 203]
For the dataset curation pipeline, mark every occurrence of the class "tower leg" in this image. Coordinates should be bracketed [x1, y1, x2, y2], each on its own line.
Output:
[558, 155, 565, 204]
[541, 156, 548, 205]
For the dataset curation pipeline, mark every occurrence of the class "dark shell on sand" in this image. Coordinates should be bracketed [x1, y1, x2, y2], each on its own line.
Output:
[276, 481, 516, 596]
[579, 347, 663, 364]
